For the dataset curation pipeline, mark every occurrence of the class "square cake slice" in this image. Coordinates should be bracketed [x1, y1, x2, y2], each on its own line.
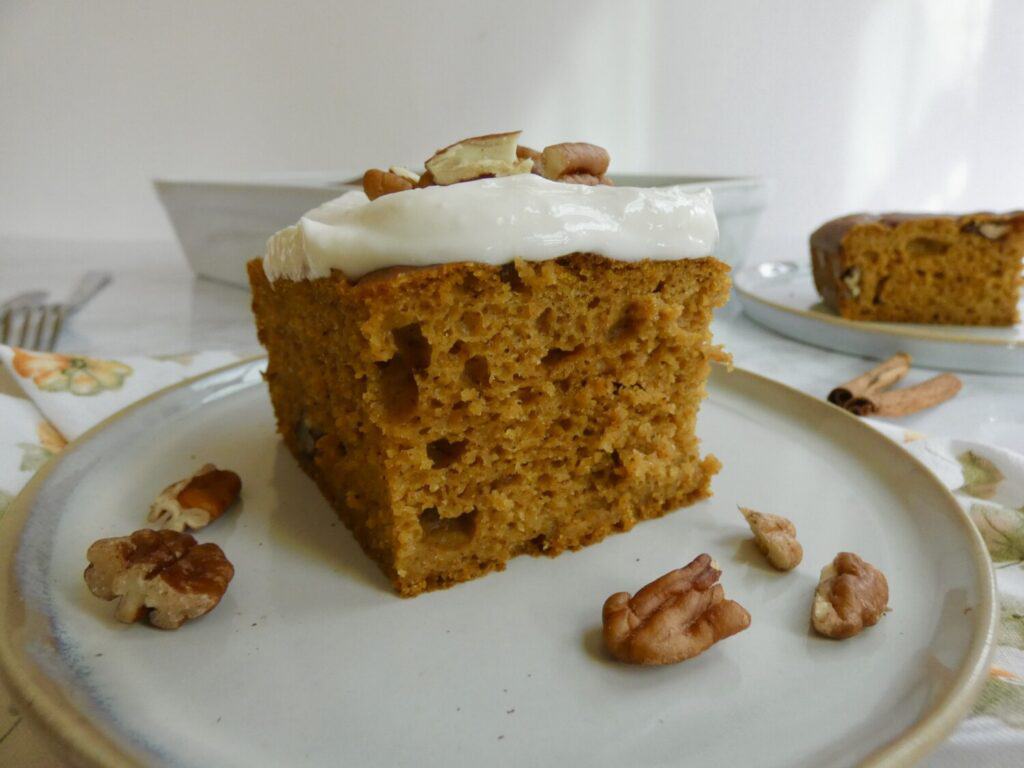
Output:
[249, 254, 729, 596]
[811, 212, 1024, 325]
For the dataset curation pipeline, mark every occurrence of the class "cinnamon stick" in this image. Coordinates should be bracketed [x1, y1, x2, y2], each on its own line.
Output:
[827, 353, 911, 408]
[868, 373, 963, 417]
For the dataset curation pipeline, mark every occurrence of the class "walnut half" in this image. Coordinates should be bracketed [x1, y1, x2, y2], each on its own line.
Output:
[148, 464, 242, 532]
[85, 529, 234, 630]
[602, 554, 751, 665]
[811, 552, 889, 639]
[740, 507, 803, 571]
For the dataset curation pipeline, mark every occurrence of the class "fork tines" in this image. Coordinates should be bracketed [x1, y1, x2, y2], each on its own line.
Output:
[0, 305, 65, 351]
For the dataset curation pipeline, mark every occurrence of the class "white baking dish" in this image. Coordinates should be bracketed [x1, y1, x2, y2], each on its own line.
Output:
[155, 173, 770, 288]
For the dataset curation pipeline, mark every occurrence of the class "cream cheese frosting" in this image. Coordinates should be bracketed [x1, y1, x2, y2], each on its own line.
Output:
[262, 174, 718, 281]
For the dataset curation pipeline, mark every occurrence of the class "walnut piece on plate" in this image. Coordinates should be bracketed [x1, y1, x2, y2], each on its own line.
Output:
[811, 552, 889, 639]
[602, 554, 751, 665]
[740, 507, 803, 571]
[85, 529, 234, 630]
[148, 463, 241, 532]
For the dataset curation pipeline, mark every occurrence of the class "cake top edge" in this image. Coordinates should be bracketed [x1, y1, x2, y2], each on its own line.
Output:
[810, 210, 1024, 253]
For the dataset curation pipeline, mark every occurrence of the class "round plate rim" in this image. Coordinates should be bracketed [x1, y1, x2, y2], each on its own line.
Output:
[0, 355, 999, 768]
[734, 262, 1024, 349]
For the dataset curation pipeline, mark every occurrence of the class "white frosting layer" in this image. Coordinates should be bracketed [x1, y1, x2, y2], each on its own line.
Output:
[263, 174, 718, 281]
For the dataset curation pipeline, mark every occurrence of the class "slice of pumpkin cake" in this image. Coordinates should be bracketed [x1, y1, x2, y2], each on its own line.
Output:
[811, 211, 1024, 325]
[249, 132, 729, 596]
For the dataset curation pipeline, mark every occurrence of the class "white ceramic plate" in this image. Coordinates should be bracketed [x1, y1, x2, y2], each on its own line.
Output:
[734, 261, 1024, 375]
[0, 359, 996, 768]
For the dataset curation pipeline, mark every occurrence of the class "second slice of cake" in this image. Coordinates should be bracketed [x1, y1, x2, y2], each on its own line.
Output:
[250, 133, 729, 596]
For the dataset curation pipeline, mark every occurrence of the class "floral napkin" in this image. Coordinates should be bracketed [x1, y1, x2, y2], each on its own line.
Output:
[0, 344, 1022, 763]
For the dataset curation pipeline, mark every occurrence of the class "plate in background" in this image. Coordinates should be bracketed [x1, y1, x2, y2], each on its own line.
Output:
[0, 359, 995, 768]
[155, 174, 769, 287]
[735, 261, 1024, 375]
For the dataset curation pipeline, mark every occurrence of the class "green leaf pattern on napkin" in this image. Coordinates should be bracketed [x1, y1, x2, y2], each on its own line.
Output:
[17, 443, 54, 474]
[970, 504, 1024, 563]
[974, 676, 1024, 728]
[958, 451, 1006, 500]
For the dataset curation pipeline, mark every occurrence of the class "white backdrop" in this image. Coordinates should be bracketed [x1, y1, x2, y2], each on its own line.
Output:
[1, 0, 1022, 259]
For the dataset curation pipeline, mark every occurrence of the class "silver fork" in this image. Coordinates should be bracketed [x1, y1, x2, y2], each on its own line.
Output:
[0, 271, 113, 351]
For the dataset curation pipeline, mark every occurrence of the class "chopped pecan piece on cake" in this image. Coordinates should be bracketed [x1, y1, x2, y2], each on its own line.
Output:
[84, 529, 234, 629]
[424, 131, 533, 185]
[602, 554, 751, 665]
[810, 211, 1024, 326]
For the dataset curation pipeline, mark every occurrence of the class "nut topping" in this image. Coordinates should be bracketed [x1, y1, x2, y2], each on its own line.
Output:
[811, 552, 889, 639]
[148, 464, 242, 532]
[424, 131, 533, 186]
[840, 266, 861, 298]
[84, 529, 234, 630]
[363, 168, 416, 201]
[602, 554, 751, 665]
[740, 507, 803, 571]
[540, 142, 610, 181]
[963, 220, 1013, 240]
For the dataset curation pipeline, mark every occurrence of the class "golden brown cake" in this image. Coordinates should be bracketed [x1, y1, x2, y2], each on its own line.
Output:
[250, 256, 728, 596]
[249, 133, 729, 596]
[811, 212, 1024, 325]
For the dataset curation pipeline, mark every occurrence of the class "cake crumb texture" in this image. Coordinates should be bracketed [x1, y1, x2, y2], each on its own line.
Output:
[811, 212, 1024, 325]
[249, 254, 729, 596]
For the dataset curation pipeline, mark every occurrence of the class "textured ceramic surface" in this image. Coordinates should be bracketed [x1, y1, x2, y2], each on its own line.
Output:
[734, 261, 1024, 375]
[0, 360, 996, 767]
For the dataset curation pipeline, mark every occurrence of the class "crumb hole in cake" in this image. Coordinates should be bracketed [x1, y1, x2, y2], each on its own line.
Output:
[516, 387, 541, 405]
[418, 507, 477, 548]
[463, 355, 490, 387]
[541, 344, 583, 366]
[392, 323, 431, 370]
[461, 310, 483, 334]
[499, 262, 528, 293]
[427, 438, 468, 469]
[608, 302, 647, 342]
[295, 417, 325, 459]
[459, 273, 484, 295]
[377, 357, 419, 419]
[872, 276, 889, 306]
[530, 534, 549, 551]
[448, 340, 465, 355]
[652, 281, 665, 294]
[536, 307, 555, 334]
[906, 237, 950, 256]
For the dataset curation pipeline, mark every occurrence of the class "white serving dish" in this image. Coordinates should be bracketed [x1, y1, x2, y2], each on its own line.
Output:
[155, 173, 770, 287]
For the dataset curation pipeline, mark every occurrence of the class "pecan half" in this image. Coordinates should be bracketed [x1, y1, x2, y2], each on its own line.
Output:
[540, 142, 610, 181]
[424, 131, 533, 186]
[602, 554, 751, 665]
[148, 464, 241, 532]
[811, 552, 889, 639]
[740, 507, 803, 571]
[363, 168, 416, 200]
[85, 529, 234, 630]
